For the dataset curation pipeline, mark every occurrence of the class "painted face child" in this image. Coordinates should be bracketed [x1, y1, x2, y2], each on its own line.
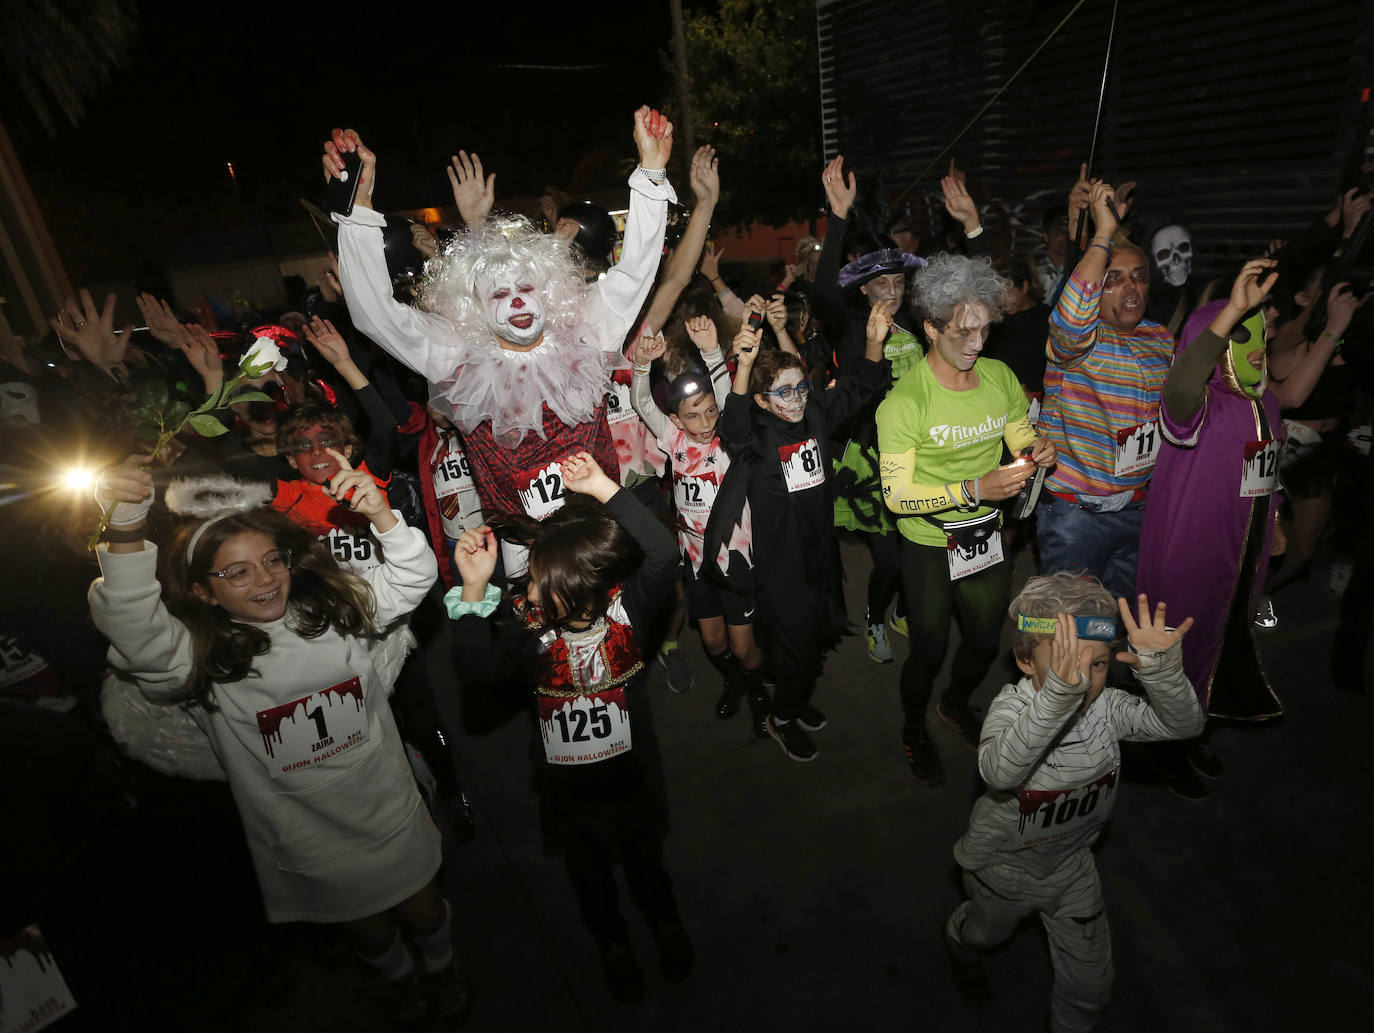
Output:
[753, 367, 811, 424]
[284, 422, 353, 486]
[667, 373, 721, 443]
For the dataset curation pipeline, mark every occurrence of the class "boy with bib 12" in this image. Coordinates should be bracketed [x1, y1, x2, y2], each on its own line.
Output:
[944, 574, 1201, 1033]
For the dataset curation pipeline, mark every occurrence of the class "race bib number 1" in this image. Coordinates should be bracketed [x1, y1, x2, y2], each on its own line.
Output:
[1239, 439, 1279, 497]
[519, 461, 566, 520]
[1114, 420, 1160, 477]
[257, 678, 369, 779]
[779, 438, 824, 494]
[538, 687, 632, 766]
[1017, 768, 1119, 847]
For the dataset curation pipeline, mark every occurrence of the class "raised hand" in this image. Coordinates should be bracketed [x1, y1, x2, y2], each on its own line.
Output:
[95, 453, 155, 527]
[633, 106, 674, 170]
[822, 155, 857, 220]
[1340, 186, 1372, 238]
[410, 223, 438, 260]
[323, 448, 394, 530]
[689, 145, 720, 207]
[1229, 258, 1279, 314]
[302, 316, 351, 367]
[452, 525, 499, 590]
[322, 128, 376, 210]
[447, 150, 495, 226]
[634, 332, 667, 365]
[179, 323, 224, 394]
[700, 243, 724, 281]
[49, 289, 133, 380]
[764, 295, 789, 333]
[135, 293, 185, 348]
[684, 315, 719, 352]
[1115, 593, 1193, 667]
[1326, 282, 1372, 339]
[561, 451, 618, 502]
[1088, 181, 1118, 239]
[865, 299, 895, 347]
[1049, 613, 1094, 689]
[941, 159, 980, 234]
[1067, 163, 1093, 234]
[732, 325, 762, 368]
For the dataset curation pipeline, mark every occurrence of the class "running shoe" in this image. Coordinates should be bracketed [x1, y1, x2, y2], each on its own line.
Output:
[937, 699, 983, 750]
[657, 647, 695, 693]
[796, 704, 828, 732]
[888, 608, 909, 638]
[866, 621, 894, 663]
[765, 716, 818, 762]
[747, 691, 772, 739]
[902, 729, 944, 785]
[1252, 595, 1278, 630]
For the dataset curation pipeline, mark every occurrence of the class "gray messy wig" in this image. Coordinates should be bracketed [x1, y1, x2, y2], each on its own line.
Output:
[911, 252, 1011, 330]
[417, 216, 594, 343]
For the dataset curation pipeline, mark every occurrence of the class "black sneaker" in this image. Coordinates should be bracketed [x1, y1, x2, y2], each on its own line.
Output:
[715, 686, 742, 720]
[765, 716, 818, 762]
[426, 961, 474, 1025]
[937, 699, 983, 751]
[902, 729, 945, 785]
[796, 704, 828, 732]
[650, 918, 695, 982]
[601, 939, 645, 1002]
[747, 691, 772, 739]
[387, 972, 431, 1028]
[1187, 742, 1224, 780]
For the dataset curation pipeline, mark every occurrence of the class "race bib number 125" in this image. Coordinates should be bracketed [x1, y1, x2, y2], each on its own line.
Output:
[537, 687, 632, 766]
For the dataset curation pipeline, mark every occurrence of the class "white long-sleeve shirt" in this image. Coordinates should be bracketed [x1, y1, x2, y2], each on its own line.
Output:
[955, 642, 1203, 879]
[89, 517, 442, 923]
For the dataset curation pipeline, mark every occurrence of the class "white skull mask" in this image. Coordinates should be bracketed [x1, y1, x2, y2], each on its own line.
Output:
[1151, 224, 1193, 288]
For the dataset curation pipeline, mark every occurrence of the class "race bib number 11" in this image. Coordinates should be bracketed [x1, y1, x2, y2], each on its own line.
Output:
[1114, 420, 1160, 477]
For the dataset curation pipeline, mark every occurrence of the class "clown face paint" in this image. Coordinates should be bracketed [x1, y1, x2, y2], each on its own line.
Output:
[480, 275, 545, 349]
[1151, 224, 1193, 288]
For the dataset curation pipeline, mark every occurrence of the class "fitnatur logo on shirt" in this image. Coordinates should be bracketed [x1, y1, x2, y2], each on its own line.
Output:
[927, 414, 1008, 449]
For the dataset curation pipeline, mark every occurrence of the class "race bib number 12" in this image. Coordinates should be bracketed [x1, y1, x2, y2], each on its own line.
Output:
[1239, 439, 1279, 498]
[1114, 420, 1160, 477]
[519, 461, 566, 520]
[537, 687, 632, 766]
[779, 438, 824, 493]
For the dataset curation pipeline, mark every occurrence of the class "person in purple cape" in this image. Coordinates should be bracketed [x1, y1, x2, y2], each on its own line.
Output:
[1135, 259, 1285, 800]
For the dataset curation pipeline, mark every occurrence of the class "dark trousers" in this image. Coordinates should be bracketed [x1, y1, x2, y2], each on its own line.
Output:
[757, 562, 828, 722]
[898, 537, 1012, 735]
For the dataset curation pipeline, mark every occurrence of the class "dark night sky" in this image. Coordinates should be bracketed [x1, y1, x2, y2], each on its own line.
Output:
[8, 0, 678, 280]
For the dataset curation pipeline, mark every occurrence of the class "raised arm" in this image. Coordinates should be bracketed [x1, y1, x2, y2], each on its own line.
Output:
[1269, 283, 1367, 411]
[446, 150, 495, 228]
[1047, 179, 1119, 367]
[1105, 594, 1204, 742]
[941, 159, 990, 257]
[304, 316, 398, 477]
[629, 333, 670, 438]
[642, 146, 720, 335]
[684, 315, 731, 406]
[324, 127, 463, 384]
[593, 108, 678, 345]
[812, 156, 856, 340]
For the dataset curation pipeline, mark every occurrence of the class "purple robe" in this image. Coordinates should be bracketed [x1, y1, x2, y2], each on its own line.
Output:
[1135, 300, 1283, 719]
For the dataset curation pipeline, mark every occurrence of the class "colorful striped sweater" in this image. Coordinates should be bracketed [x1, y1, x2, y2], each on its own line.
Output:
[1038, 272, 1175, 497]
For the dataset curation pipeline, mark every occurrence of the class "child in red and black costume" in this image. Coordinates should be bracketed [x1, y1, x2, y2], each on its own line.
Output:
[446, 452, 690, 1002]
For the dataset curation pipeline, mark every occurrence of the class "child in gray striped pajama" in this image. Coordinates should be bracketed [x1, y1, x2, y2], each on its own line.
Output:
[945, 573, 1204, 1033]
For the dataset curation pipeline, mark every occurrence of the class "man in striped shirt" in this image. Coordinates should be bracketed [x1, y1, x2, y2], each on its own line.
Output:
[1036, 180, 1174, 599]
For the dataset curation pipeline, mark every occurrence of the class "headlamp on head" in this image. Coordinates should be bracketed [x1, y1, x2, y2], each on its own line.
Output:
[1016, 614, 1118, 642]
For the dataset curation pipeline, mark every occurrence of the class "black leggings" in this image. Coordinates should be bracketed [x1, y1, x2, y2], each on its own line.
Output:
[866, 529, 905, 618]
[898, 537, 1012, 736]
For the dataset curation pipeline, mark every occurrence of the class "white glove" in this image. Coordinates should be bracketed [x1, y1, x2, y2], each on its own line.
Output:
[95, 472, 155, 528]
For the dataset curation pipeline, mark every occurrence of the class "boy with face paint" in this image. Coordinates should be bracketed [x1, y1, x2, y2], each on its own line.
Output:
[945, 574, 1201, 1033]
[629, 326, 765, 727]
[1135, 260, 1286, 796]
[325, 109, 675, 539]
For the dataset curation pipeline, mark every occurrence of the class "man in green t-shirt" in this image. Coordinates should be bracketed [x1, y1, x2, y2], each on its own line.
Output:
[877, 254, 1057, 785]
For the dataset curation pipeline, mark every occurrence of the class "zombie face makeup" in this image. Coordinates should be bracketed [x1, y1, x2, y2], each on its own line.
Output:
[479, 274, 545, 349]
[925, 302, 992, 373]
[669, 386, 721, 444]
[1151, 224, 1193, 288]
[860, 272, 906, 309]
[285, 423, 352, 485]
[754, 368, 809, 423]
[1100, 248, 1150, 330]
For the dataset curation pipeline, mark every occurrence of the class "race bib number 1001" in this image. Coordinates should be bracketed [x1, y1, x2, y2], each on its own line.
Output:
[779, 438, 824, 494]
[1114, 420, 1160, 477]
[1239, 439, 1279, 498]
[256, 678, 369, 779]
[518, 461, 566, 520]
[537, 687, 632, 766]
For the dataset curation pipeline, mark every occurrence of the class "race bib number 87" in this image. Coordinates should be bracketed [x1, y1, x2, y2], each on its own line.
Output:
[537, 687, 632, 766]
[779, 438, 824, 493]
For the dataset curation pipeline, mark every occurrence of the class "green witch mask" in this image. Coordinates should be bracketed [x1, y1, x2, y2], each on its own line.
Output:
[1221, 308, 1267, 398]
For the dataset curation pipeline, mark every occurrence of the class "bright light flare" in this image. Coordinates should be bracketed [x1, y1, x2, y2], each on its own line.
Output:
[63, 468, 95, 492]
